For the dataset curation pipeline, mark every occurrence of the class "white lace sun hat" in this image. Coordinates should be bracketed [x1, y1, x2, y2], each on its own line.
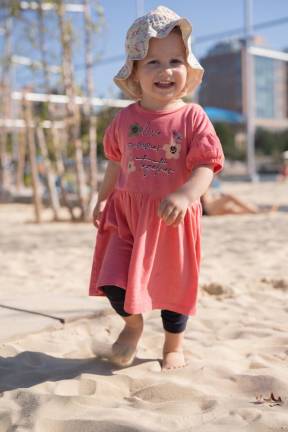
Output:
[114, 5, 204, 100]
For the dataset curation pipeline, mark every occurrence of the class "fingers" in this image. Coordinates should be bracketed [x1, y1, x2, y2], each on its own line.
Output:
[158, 200, 181, 226]
[93, 218, 100, 228]
[172, 212, 185, 227]
[158, 197, 187, 226]
[92, 211, 102, 228]
[157, 199, 167, 219]
[164, 207, 179, 225]
[158, 200, 174, 222]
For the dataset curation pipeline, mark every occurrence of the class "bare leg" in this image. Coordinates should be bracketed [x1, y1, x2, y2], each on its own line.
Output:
[162, 330, 186, 370]
[110, 314, 143, 367]
[205, 194, 258, 215]
[224, 194, 258, 213]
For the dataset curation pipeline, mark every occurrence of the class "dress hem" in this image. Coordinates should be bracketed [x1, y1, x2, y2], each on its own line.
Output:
[90, 281, 197, 315]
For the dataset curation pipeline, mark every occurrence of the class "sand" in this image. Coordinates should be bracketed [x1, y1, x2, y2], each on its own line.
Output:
[0, 180, 288, 432]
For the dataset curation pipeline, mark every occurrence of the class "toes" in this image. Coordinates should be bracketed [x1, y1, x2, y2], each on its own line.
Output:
[161, 351, 187, 371]
[110, 344, 137, 367]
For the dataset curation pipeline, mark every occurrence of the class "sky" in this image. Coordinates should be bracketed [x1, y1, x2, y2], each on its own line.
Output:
[89, 0, 288, 98]
[1, 0, 288, 98]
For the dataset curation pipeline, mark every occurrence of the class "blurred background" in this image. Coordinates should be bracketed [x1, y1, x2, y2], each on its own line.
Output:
[0, 0, 287, 221]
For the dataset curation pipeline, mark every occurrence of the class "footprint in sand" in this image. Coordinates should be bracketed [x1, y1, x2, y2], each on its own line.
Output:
[261, 278, 288, 291]
[201, 282, 233, 298]
[246, 354, 269, 369]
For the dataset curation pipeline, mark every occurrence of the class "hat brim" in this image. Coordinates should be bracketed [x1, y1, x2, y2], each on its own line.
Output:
[114, 19, 204, 100]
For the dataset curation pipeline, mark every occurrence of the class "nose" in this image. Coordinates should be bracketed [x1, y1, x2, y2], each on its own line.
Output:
[158, 65, 173, 79]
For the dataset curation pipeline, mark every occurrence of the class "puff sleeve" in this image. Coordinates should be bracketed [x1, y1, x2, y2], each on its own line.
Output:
[186, 105, 224, 173]
[103, 114, 122, 162]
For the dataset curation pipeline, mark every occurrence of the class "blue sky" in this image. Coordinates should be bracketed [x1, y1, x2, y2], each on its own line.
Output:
[2, 0, 287, 98]
[90, 0, 288, 98]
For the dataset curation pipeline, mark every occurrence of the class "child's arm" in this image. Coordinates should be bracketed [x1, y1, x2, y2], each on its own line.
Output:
[158, 165, 214, 226]
[92, 160, 120, 227]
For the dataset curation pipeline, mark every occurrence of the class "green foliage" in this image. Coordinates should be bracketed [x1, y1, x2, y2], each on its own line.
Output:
[33, 101, 49, 121]
[10, 1, 22, 17]
[213, 122, 245, 160]
[255, 128, 288, 158]
[96, 107, 120, 158]
[6, 132, 13, 154]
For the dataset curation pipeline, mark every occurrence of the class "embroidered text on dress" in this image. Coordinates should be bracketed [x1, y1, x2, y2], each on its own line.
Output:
[135, 155, 175, 176]
[128, 142, 161, 152]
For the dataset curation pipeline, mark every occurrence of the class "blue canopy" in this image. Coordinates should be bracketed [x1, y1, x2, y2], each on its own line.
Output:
[204, 106, 244, 124]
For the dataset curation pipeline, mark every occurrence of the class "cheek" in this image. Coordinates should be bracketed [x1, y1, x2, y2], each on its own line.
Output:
[178, 66, 188, 78]
[175, 69, 188, 86]
[139, 70, 154, 85]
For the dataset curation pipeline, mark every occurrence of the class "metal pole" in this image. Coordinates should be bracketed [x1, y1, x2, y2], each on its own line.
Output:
[244, 0, 258, 181]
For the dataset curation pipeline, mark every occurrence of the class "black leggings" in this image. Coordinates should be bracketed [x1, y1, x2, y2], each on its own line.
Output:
[101, 285, 189, 334]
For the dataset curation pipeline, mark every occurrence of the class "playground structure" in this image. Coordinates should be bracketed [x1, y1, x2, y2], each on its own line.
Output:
[0, 1, 111, 222]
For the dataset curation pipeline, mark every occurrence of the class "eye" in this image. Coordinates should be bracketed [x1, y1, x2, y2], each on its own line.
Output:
[147, 60, 158, 65]
[170, 58, 183, 65]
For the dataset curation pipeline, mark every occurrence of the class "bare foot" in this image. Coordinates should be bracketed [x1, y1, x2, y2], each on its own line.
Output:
[162, 330, 187, 371]
[162, 350, 187, 370]
[110, 314, 143, 367]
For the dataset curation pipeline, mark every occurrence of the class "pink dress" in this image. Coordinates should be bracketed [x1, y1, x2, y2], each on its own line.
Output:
[89, 102, 224, 315]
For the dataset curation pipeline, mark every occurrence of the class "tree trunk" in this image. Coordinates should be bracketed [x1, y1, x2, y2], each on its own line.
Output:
[22, 94, 42, 223]
[57, 0, 87, 219]
[16, 130, 26, 191]
[37, 0, 63, 220]
[0, 16, 13, 195]
[36, 125, 61, 220]
[83, 0, 98, 220]
[50, 126, 76, 220]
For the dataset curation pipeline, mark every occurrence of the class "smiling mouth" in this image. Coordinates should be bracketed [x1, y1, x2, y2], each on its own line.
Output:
[154, 81, 175, 89]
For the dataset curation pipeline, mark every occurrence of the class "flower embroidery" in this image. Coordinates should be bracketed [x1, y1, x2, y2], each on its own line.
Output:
[163, 136, 181, 160]
[129, 123, 143, 136]
[172, 130, 183, 144]
[128, 160, 136, 173]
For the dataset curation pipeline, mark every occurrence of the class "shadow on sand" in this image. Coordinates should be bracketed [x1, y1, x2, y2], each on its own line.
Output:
[0, 351, 157, 393]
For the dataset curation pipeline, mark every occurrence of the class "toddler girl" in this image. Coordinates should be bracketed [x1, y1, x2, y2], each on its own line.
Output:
[89, 5, 224, 370]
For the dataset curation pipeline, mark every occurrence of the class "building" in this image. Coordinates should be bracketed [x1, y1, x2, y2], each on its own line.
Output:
[198, 37, 288, 130]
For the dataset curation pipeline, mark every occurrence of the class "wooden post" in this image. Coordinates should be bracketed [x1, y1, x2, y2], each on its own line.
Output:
[57, 0, 87, 219]
[16, 130, 26, 191]
[22, 94, 42, 223]
[36, 125, 61, 220]
[83, 0, 98, 219]
[0, 17, 13, 195]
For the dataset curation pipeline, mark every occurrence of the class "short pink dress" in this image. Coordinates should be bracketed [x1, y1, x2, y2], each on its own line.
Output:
[89, 102, 224, 315]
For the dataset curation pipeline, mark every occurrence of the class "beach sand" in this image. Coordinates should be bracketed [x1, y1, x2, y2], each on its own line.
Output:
[0, 180, 288, 431]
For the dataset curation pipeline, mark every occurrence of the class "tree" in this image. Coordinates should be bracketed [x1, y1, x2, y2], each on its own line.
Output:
[255, 128, 288, 158]
[35, 0, 61, 220]
[0, 0, 106, 221]
[82, 0, 104, 218]
[213, 122, 245, 160]
[0, 14, 13, 194]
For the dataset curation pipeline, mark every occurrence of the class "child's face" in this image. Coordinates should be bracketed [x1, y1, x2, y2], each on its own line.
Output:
[133, 31, 188, 110]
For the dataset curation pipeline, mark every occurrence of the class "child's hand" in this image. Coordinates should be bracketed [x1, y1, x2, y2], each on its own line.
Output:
[158, 192, 190, 226]
[92, 200, 106, 228]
